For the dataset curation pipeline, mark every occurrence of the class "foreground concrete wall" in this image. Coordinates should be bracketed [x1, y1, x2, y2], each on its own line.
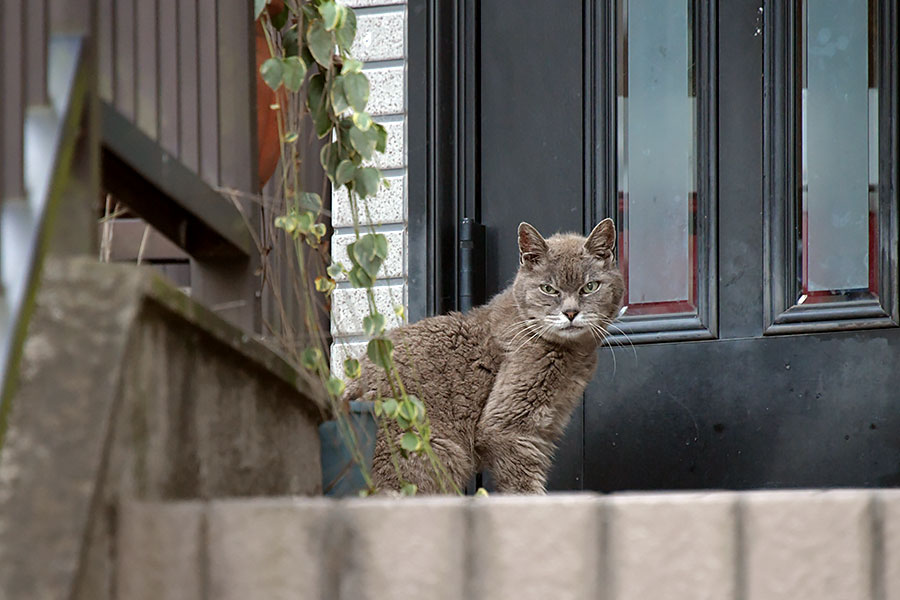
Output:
[0, 259, 327, 600]
[118, 490, 900, 600]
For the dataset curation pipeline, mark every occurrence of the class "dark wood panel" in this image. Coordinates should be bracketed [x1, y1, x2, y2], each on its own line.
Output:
[177, 0, 200, 172]
[2, 1, 26, 198]
[25, 0, 48, 107]
[113, 0, 135, 120]
[198, 0, 219, 185]
[97, 0, 114, 100]
[158, 0, 179, 156]
[135, 0, 158, 137]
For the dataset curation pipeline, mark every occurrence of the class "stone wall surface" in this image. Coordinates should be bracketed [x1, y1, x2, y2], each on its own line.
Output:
[0, 259, 326, 600]
[116, 490, 900, 600]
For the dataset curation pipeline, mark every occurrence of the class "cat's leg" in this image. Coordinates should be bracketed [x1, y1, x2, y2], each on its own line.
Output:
[476, 361, 560, 494]
[480, 433, 554, 494]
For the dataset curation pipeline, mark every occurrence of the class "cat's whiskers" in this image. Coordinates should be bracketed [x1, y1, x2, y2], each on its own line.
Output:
[504, 319, 544, 348]
[512, 321, 554, 355]
[594, 315, 637, 359]
[588, 322, 617, 376]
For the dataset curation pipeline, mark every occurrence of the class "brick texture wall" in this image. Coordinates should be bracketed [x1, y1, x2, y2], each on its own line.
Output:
[331, 1, 407, 375]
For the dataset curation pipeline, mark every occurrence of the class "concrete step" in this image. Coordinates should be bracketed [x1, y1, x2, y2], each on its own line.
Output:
[117, 490, 900, 600]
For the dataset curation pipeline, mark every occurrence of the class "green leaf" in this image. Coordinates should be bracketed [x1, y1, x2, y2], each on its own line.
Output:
[401, 482, 418, 496]
[373, 400, 383, 417]
[400, 432, 420, 452]
[325, 376, 346, 397]
[341, 58, 363, 74]
[310, 222, 327, 242]
[307, 73, 325, 112]
[282, 56, 307, 92]
[350, 235, 373, 260]
[335, 7, 357, 52]
[260, 58, 284, 90]
[362, 313, 386, 337]
[295, 211, 315, 233]
[352, 233, 388, 278]
[315, 275, 335, 293]
[301, 44, 315, 69]
[352, 111, 372, 132]
[393, 304, 405, 321]
[307, 74, 331, 138]
[320, 143, 340, 182]
[271, 5, 289, 29]
[408, 395, 425, 415]
[301, 347, 323, 372]
[299, 192, 323, 213]
[284, 132, 299, 144]
[354, 167, 381, 198]
[347, 240, 383, 280]
[343, 357, 361, 379]
[372, 122, 388, 153]
[254, 0, 268, 20]
[474, 487, 490, 497]
[342, 72, 370, 112]
[330, 76, 350, 113]
[372, 233, 388, 258]
[318, 1, 340, 30]
[348, 265, 375, 288]
[367, 338, 394, 369]
[398, 400, 415, 422]
[327, 262, 345, 278]
[381, 398, 398, 417]
[335, 160, 356, 186]
[307, 20, 334, 67]
[301, 3, 318, 21]
[282, 27, 299, 57]
[349, 125, 376, 160]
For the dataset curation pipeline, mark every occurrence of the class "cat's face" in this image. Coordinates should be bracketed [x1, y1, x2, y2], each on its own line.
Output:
[512, 219, 625, 346]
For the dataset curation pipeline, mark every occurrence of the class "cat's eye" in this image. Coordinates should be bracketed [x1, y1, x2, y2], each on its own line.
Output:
[539, 283, 559, 296]
[580, 281, 601, 295]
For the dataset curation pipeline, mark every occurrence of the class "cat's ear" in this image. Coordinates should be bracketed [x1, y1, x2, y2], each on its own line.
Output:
[584, 218, 616, 260]
[518, 222, 548, 266]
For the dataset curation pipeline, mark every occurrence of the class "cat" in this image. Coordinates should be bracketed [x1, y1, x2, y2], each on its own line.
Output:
[343, 219, 625, 494]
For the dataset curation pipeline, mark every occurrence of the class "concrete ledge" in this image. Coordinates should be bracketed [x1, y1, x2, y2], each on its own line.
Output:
[608, 492, 737, 600]
[341, 497, 467, 600]
[743, 490, 873, 600]
[0, 258, 326, 600]
[114, 490, 900, 600]
[206, 498, 335, 600]
[470, 495, 601, 600]
[117, 502, 205, 600]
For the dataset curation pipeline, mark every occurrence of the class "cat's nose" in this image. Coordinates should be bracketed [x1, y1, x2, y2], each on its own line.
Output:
[563, 309, 579, 322]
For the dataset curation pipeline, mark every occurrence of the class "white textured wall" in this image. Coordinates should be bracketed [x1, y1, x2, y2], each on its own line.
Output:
[331, 1, 407, 376]
[119, 490, 900, 600]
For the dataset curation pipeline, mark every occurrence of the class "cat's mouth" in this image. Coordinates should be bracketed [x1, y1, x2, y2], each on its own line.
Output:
[555, 323, 586, 336]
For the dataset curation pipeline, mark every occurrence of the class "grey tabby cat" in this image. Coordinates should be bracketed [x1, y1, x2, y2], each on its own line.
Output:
[344, 219, 624, 493]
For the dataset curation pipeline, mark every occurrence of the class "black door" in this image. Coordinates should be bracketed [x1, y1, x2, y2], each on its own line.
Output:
[409, 0, 900, 490]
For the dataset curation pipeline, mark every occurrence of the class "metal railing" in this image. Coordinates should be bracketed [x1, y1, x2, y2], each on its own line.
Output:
[0, 0, 96, 417]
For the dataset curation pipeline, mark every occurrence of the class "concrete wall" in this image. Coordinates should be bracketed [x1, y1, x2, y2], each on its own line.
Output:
[118, 490, 900, 600]
[0, 259, 326, 600]
[331, 0, 408, 375]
